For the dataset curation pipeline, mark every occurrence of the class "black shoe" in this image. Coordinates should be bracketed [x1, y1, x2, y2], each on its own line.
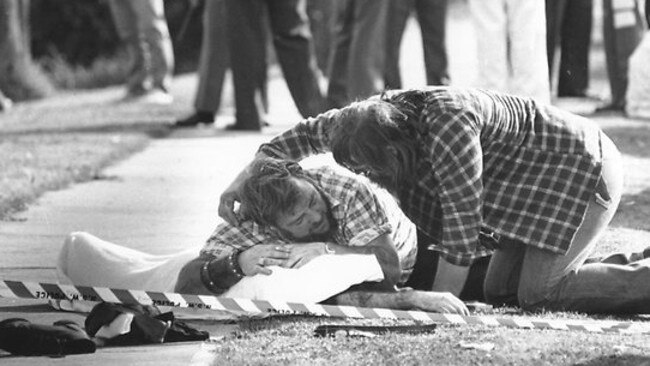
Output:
[174, 111, 215, 128]
[593, 102, 625, 114]
[224, 121, 269, 131]
[0, 318, 96, 356]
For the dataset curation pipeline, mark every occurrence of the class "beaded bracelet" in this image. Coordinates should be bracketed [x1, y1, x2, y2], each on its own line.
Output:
[200, 259, 222, 293]
[227, 250, 245, 278]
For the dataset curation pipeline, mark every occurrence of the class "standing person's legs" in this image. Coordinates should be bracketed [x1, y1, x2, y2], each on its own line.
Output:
[415, 0, 449, 86]
[132, 0, 174, 93]
[468, 0, 508, 93]
[507, 0, 550, 103]
[345, 0, 389, 102]
[384, 0, 413, 90]
[601, 0, 645, 109]
[545, 0, 564, 84]
[194, 0, 229, 115]
[326, 0, 354, 108]
[108, 0, 148, 94]
[267, 0, 325, 118]
[557, 0, 592, 96]
[226, 0, 268, 130]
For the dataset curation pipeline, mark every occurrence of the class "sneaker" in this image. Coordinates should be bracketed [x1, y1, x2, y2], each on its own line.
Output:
[0, 318, 96, 356]
[48, 299, 96, 313]
[0, 96, 13, 112]
[138, 89, 173, 105]
[593, 102, 625, 114]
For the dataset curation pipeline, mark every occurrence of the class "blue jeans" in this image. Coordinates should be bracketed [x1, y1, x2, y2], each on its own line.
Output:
[484, 134, 650, 314]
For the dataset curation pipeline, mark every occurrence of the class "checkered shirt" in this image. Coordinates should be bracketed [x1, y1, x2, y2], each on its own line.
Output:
[201, 167, 418, 283]
[258, 87, 604, 266]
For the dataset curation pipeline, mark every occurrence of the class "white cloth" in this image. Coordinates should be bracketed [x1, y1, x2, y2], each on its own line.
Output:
[223, 254, 384, 303]
[626, 32, 650, 119]
[468, 0, 550, 104]
[58, 232, 198, 292]
[57, 232, 384, 303]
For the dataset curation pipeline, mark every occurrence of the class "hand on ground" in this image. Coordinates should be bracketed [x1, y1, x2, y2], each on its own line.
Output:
[411, 291, 470, 315]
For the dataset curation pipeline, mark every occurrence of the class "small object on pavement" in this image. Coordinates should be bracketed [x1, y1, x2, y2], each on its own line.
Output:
[464, 301, 494, 313]
[314, 323, 437, 337]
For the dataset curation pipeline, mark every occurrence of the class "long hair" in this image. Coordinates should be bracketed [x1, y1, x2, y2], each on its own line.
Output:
[240, 157, 307, 226]
[330, 90, 426, 191]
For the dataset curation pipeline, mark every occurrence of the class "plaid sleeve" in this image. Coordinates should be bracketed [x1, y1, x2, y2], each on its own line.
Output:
[424, 108, 490, 266]
[200, 221, 282, 258]
[340, 180, 392, 247]
[258, 109, 339, 159]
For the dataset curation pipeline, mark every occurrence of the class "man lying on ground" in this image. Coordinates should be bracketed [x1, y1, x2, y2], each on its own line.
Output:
[175, 157, 487, 314]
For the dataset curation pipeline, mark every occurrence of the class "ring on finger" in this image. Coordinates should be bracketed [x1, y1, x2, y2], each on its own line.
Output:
[258, 257, 266, 266]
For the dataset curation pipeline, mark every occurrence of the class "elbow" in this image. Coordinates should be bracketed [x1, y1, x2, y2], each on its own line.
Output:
[384, 265, 402, 286]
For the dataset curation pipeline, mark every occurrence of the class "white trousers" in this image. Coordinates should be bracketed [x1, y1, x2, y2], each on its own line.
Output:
[469, 0, 550, 104]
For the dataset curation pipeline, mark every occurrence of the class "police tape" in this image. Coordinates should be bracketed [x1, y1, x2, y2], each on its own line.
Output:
[1, 279, 649, 334]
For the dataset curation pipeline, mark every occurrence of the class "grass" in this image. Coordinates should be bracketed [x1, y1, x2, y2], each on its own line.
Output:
[38, 50, 131, 90]
[205, 316, 650, 366]
[0, 87, 174, 219]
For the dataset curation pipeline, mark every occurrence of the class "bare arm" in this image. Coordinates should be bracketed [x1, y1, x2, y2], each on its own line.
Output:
[332, 287, 469, 315]
[218, 152, 269, 225]
[431, 256, 471, 296]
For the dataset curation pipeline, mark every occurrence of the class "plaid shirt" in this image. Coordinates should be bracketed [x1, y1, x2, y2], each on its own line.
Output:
[201, 167, 418, 283]
[259, 87, 604, 266]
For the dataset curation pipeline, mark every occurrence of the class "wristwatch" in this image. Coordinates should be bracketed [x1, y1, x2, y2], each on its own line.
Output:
[323, 243, 335, 255]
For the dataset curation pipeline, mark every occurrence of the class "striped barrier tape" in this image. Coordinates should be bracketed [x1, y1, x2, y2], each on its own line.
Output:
[1, 279, 649, 334]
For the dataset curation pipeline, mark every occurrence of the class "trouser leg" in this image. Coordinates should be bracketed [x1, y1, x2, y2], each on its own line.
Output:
[602, 0, 645, 107]
[132, 0, 174, 92]
[345, 0, 389, 102]
[226, 0, 267, 129]
[108, 0, 148, 93]
[416, 0, 449, 85]
[514, 135, 650, 314]
[384, 0, 413, 89]
[468, 0, 508, 92]
[194, 0, 229, 113]
[507, 0, 550, 103]
[267, 0, 325, 118]
[326, 0, 354, 108]
[557, 0, 592, 95]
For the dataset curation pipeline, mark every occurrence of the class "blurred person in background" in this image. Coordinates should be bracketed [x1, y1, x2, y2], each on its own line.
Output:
[174, 0, 268, 128]
[224, 0, 325, 131]
[326, 0, 391, 108]
[468, 0, 550, 104]
[107, 0, 175, 104]
[384, 0, 450, 89]
[598, 0, 646, 112]
[546, 0, 593, 98]
[0, 90, 11, 112]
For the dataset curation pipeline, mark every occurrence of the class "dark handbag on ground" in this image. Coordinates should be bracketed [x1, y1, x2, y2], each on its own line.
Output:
[0, 318, 96, 356]
[85, 302, 209, 346]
